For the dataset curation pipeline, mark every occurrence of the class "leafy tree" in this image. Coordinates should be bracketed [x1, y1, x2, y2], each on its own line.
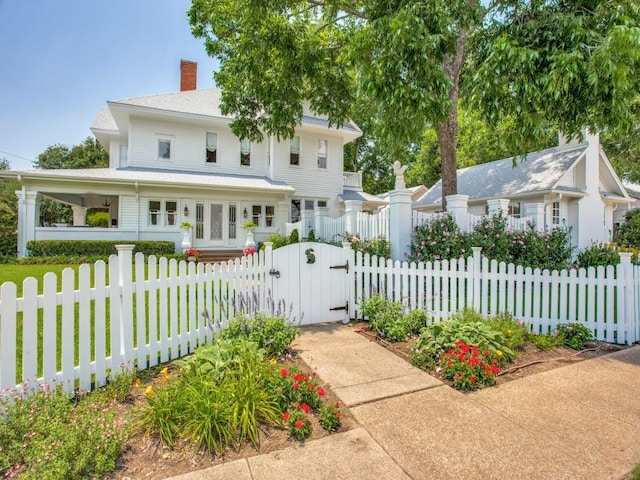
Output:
[34, 137, 108, 225]
[0, 158, 18, 255]
[188, 0, 640, 208]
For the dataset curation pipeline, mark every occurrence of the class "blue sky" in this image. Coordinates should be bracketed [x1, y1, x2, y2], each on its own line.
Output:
[0, 0, 218, 170]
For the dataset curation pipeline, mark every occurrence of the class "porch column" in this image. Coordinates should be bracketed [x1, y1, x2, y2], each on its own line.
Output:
[276, 200, 290, 236]
[15, 190, 39, 257]
[446, 194, 470, 232]
[344, 200, 363, 235]
[523, 203, 545, 232]
[487, 198, 510, 216]
[314, 206, 329, 239]
[71, 206, 87, 226]
[389, 190, 412, 261]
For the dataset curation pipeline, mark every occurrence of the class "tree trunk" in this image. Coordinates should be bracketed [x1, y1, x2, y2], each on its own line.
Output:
[437, 105, 459, 211]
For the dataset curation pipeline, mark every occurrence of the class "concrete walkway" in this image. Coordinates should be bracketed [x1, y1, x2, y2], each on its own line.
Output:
[169, 323, 640, 480]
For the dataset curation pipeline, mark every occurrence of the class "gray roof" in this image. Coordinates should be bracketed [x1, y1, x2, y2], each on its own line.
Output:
[93, 88, 361, 135]
[340, 189, 388, 204]
[624, 183, 640, 200]
[415, 145, 588, 207]
[12, 167, 295, 193]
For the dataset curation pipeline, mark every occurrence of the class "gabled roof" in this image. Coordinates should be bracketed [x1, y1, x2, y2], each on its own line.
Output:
[414, 145, 588, 208]
[92, 88, 362, 141]
[6, 167, 295, 194]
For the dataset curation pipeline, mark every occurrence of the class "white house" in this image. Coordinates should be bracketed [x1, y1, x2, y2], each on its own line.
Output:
[6, 61, 363, 256]
[413, 131, 631, 249]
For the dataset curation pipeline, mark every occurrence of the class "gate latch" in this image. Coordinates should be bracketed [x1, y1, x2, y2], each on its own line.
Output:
[329, 260, 349, 274]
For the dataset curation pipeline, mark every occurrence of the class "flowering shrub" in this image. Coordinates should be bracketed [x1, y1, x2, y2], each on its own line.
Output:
[439, 340, 501, 391]
[409, 213, 467, 263]
[268, 366, 325, 411]
[319, 402, 342, 432]
[282, 409, 312, 441]
[345, 233, 391, 258]
[409, 213, 573, 270]
[556, 322, 594, 350]
[185, 248, 200, 260]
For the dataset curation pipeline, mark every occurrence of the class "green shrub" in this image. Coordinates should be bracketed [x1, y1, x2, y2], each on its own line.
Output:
[411, 309, 514, 370]
[319, 402, 342, 432]
[289, 229, 299, 243]
[467, 213, 512, 264]
[360, 295, 421, 342]
[220, 313, 300, 357]
[556, 322, 594, 350]
[485, 313, 528, 351]
[507, 225, 573, 271]
[0, 388, 127, 479]
[87, 211, 109, 228]
[527, 331, 564, 351]
[613, 208, 640, 249]
[577, 242, 620, 268]
[26, 240, 175, 257]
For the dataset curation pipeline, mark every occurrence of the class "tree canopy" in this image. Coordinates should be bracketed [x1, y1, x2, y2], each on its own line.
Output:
[189, 0, 640, 206]
[34, 136, 108, 170]
[0, 158, 18, 255]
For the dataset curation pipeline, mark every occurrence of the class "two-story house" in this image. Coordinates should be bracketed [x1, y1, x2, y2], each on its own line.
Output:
[8, 61, 363, 256]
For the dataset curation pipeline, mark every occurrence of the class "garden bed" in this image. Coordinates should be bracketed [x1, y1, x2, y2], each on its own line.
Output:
[353, 322, 628, 389]
[105, 354, 357, 480]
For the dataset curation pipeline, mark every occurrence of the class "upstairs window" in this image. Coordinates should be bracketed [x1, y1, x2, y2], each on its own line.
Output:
[317, 139, 327, 169]
[240, 139, 251, 166]
[158, 139, 171, 160]
[206, 132, 217, 163]
[290, 136, 300, 166]
[119, 144, 128, 167]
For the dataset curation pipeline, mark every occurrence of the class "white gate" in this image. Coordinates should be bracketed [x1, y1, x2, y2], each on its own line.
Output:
[268, 242, 350, 325]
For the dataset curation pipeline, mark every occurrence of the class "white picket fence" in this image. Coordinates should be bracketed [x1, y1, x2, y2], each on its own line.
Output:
[351, 248, 639, 345]
[355, 208, 389, 239]
[0, 246, 268, 395]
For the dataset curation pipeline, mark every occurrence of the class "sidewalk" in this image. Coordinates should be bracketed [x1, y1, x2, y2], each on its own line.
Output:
[169, 323, 640, 480]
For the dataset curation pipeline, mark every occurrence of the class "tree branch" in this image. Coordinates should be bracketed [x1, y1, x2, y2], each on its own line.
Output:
[304, 0, 368, 20]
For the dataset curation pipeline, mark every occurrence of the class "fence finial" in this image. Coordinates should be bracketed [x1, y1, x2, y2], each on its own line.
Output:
[393, 161, 408, 190]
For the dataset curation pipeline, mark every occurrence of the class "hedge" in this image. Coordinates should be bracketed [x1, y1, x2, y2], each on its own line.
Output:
[25, 240, 176, 257]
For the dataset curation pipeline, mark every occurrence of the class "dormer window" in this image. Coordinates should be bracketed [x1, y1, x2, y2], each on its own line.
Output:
[206, 132, 217, 163]
[317, 139, 327, 169]
[290, 136, 300, 166]
[240, 139, 251, 166]
[158, 139, 171, 160]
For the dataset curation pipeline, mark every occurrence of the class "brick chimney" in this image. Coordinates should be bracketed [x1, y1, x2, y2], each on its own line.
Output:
[180, 60, 197, 91]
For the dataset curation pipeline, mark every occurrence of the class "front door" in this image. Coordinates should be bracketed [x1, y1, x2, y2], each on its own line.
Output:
[194, 202, 238, 247]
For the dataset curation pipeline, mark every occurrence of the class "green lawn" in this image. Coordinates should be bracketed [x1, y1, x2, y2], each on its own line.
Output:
[0, 264, 83, 295]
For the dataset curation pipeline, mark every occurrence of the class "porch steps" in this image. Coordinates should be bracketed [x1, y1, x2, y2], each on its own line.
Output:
[198, 249, 244, 264]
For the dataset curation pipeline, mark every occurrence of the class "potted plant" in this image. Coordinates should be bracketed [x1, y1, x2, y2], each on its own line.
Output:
[180, 222, 193, 249]
[243, 221, 258, 230]
[244, 221, 258, 248]
[180, 221, 192, 230]
[185, 248, 200, 262]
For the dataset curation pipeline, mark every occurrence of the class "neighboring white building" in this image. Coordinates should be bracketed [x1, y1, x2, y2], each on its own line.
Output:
[414, 131, 631, 249]
[5, 61, 363, 256]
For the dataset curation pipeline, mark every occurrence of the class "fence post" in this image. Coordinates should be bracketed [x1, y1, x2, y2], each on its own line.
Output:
[523, 203, 545, 232]
[389, 190, 412, 261]
[314, 206, 329, 239]
[263, 242, 274, 314]
[618, 252, 636, 344]
[344, 200, 363, 235]
[472, 247, 482, 312]
[446, 194, 470, 232]
[487, 199, 510, 217]
[115, 244, 135, 369]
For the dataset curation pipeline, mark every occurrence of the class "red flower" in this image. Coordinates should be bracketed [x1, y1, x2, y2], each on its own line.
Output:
[292, 383, 300, 390]
[308, 384, 316, 390]
[469, 357, 479, 366]
[295, 420, 304, 429]
[280, 369, 289, 378]
[297, 403, 310, 414]
[303, 376, 310, 383]
[293, 373, 303, 382]
[470, 377, 477, 383]
[317, 387, 325, 397]
[490, 365, 500, 374]
[312, 371, 318, 376]
[283, 412, 290, 421]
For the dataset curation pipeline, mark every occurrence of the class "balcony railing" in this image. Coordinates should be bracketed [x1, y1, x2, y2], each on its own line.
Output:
[343, 171, 362, 189]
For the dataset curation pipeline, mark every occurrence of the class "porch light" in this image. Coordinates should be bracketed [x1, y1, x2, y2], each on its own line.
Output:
[102, 197, 111, 207]
[184, 205, 189, 217]
[243, 208, 248, 219]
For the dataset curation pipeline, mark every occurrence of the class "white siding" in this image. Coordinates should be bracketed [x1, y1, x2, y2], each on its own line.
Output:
[120, 196, 138, 229]
[128, 118, 268, 175]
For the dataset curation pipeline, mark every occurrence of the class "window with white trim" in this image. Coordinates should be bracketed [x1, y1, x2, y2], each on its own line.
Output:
[508, 203, 521, 218]
[206, 132, 217, 163]
[552, 201, 560, 225]
[158, 139, 171, 160]
[119, 144, 128, 167]
[290, 136, 300, 166]
[317, 139, 327, 169]
[250, 204, 276, 227]
[291, 199, 301, 223]
[148, 200, 178, 227]
[240, 139, 251, 166]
